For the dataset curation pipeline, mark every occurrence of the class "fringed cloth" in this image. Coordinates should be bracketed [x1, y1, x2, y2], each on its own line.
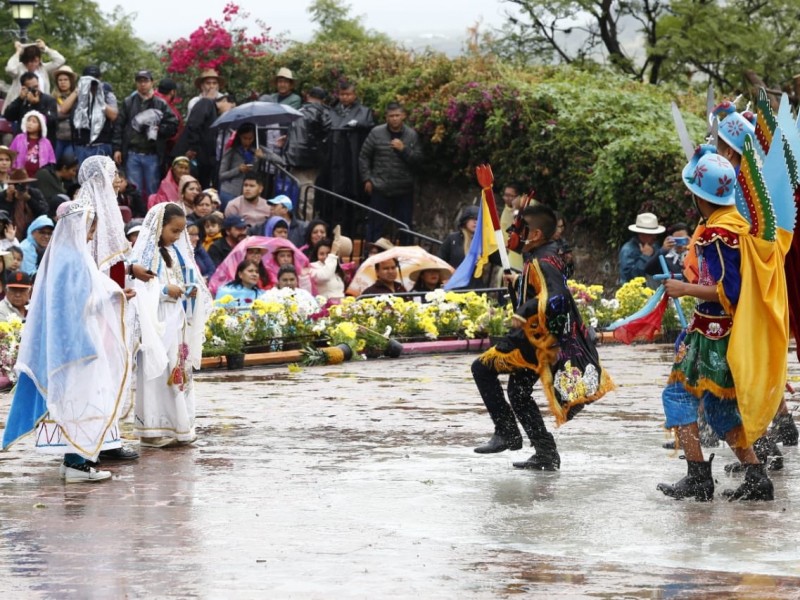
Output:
[480, 258, 614, 426]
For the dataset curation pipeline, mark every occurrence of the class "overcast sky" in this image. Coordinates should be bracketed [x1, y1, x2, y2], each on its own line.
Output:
[94, 0, 511, 44]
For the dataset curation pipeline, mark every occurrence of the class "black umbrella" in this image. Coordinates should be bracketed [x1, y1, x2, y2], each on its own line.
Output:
[211, 101, 303, 130]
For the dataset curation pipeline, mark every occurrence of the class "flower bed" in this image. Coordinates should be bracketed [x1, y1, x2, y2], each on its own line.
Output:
[203, 290, 513, 358]
[0, 317, 22, 387]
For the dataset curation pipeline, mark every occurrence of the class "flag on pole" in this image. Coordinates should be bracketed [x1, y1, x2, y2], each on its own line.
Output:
[606, 286, 670, 344]
[444, 190, 498, 290]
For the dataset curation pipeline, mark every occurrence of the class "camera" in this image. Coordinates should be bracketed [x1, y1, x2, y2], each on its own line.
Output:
[671, 236, 690, 247]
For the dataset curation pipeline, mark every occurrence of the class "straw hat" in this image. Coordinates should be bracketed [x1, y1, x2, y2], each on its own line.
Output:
[335, 235, 353, 258]
[407, 262, 453, 282]
[52, 65, 77, 86]
[366, 237, 394, 253]
[0, 146, 18, 162]
[628, 213, 666, 235]
[275, 67, 294, 81]
[194, 68, 225, 90]
[8, 169, 36, 184]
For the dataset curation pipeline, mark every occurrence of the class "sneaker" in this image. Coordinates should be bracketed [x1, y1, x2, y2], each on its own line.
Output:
[174, 436, 198, 446]
[63, 462, 112, 483]
[139, 437, 176, 448]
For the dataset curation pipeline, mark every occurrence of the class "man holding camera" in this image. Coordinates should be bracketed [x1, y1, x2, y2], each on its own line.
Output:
[0, 169, 48, 239]
[4, 72, 57, 141]
[112, 70, 178, 200]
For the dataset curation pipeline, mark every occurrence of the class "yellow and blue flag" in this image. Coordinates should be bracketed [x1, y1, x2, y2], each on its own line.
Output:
[444, 191, 498, 290]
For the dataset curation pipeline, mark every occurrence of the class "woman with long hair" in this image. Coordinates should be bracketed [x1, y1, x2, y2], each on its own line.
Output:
[218, 122, 266, 205]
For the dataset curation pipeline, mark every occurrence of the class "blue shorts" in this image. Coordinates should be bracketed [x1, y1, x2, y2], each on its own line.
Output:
[662, 381, 742, 438]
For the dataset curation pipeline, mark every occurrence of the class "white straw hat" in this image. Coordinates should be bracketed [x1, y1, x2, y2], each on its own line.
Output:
[628, 212, 665, 235]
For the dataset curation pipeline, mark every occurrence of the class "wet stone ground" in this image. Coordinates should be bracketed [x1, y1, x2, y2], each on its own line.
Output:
[1, 344, 799, 598]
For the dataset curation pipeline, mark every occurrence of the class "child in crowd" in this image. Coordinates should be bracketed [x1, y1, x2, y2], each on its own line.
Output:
[309, 238, 347, 301]
[186, 221, 215, 280]
[267, 240, 315, 295]
[0, 211, 19, 251]
[273, 263, 318, 307]
[10, 111, 55, 178]
[7, 246, 22, 271]
[216, 259, 264, 305]
[131, 202, 212, 449]
[125, 219, 143, 246]
[201, 211, 224, 251]
[263, 216, 289, 238]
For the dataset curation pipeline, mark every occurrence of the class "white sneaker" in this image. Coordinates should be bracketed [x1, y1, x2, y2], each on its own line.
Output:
[63, 463, 112, 483]
[139, 436, 176, 448]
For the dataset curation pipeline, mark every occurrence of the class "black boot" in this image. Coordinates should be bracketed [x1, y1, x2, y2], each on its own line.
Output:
[724, 435, 783, 473]
[656, 454, 715, 501]
[512, 450, 560, 471]
[722, 463, 774, 501]
[769, 413, 799, 446]
[474, 433, 523, 454]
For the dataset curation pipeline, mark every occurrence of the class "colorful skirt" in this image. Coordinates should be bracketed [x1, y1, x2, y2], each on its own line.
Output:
[669, 329, 735, 400]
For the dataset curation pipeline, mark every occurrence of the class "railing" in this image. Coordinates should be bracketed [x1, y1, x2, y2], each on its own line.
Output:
[359, 287, 509, 304]
[261, 160, 443, 260]
[260, 160, 301, 206]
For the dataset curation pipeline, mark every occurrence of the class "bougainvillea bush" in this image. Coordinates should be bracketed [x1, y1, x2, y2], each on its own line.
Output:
[161, 3, 281, 104]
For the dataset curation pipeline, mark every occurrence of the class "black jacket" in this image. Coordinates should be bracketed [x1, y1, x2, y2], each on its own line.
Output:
[208, 236, 234, 267]
[284, 102, 331, 169]
[0, 187, 48, 238]
[112, 93, 179, 161]
[172, 97, 218, 166]
[4, 93, 58, 142]
[33, 164, 67, 207]
[319, 101, 374, 200]
[359, 124, 422, 196]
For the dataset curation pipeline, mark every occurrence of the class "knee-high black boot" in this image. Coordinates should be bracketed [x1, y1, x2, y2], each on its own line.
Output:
[657, 454, 715, 501]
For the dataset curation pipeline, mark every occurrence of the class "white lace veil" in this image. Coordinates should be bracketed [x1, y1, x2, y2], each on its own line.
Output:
[75, 155, 130, 273]
[131, 202, 213, 372]
[15, 198, 130, 460]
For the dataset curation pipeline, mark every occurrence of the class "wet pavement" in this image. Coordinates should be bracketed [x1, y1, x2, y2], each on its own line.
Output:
[1, 344, 799, 598]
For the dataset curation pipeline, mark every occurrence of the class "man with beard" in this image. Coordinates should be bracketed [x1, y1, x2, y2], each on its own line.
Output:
[208, 214, 249, 267]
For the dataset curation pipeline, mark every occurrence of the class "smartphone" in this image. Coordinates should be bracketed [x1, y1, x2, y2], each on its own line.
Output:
[671, 236, 690, 246]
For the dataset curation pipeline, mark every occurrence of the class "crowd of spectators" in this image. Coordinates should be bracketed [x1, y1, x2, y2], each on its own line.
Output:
[0, 39, 446, 315]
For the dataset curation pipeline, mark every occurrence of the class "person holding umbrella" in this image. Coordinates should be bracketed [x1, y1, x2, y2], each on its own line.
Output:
[174, 92, 235, 189]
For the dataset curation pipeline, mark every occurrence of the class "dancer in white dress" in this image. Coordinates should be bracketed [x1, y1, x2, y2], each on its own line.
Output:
[2, 198, 131, 482]
[130, 202, 211, 447]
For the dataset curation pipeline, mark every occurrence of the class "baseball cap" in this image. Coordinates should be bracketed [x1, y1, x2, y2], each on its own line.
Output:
[6, 271, 32, 288]
[158, 78, 177, 93]
[308, 86, 327, 100]
[134, 69, 153, 81]
[267, 195, 293, 211]
[223, 215, 248, 230]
